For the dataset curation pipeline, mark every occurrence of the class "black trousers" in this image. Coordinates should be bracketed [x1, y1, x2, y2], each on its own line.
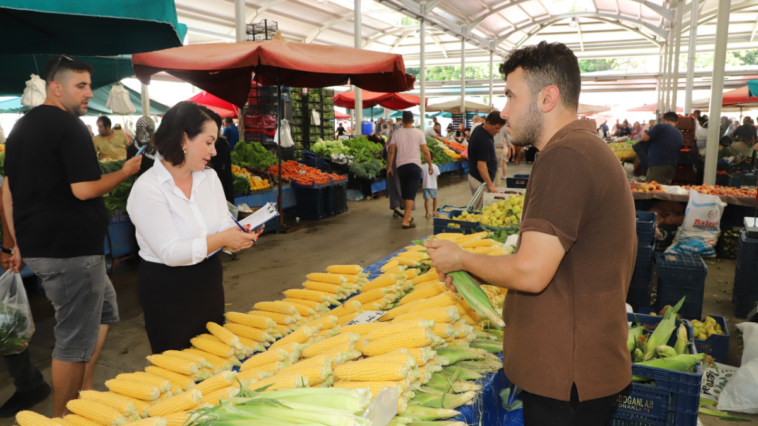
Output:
[523, 384, 619, 426]
[138, 255, 225, 354]
[1, 350, 45, 392]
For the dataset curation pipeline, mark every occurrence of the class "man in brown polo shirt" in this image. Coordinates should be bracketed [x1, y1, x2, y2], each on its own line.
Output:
[426, 41, 636, 425]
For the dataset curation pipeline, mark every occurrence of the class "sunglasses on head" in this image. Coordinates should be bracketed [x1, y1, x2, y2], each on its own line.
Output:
[49, 55, 73, 83]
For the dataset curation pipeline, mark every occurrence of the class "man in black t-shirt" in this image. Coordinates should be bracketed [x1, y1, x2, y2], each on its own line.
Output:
[1, 56, 141, 418]
[733, 116, 756, 145]
[468, 111, 506, 209]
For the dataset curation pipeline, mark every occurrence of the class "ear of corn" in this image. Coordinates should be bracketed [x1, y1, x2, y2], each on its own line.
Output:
[114, 373, 171, 394]
[393, 307, 460, 324]
[16, 411, 64, 426]
[148, 389, 202, 417]
[282, 289, 337, 304]
[334, 361, 409, 381]
[410, 292, 460, 312]
[367, 320, 435, 341]
[303, 315, 339, 331]
[206, 322, 242, 350]
[392, 257, 418, 267]
[380, 298, 428, 322]
[362, 327, 436, 356]
[123, 418, 166, 426]
[447, 272, 505, 328]
[380, 260, 399, 273]
[236, 335, 265, 355]
[339, 322, 387, 335]
[326, 265, 363, 275]
[252, 301, 298, 315]
[402, 269, 419, 281]
[302, 333, 360, 358]
[282, 298, 328, 312]
[161, 412, 194, 426]
[367, 350, 417, 368]
[411, 270, 438, 285]
[329, 301, 361, 318]
[66, 399, 127, 426]
[223, 322, 274, 342]
[146, 355, 199, 377]
[431, 324, 454, 339]
[336, 311, 361, 326]
[303, 281, 344, 295]
[406, 347, 436, 365]
[351, 288, 394, 304]
[161, 351, 212, 371]
[189, 337, 234, 358]
[306, 273, 348, 285]
[225, 312, 276, 329]
[249, 310, 300, 325]
[64, 416, 103, 426]
[269, 325, 317, 349]
[273, 324, 293, 336]
[180, 350, 232, 373]
[279, 301, 317, 316]
[241, 348, 289, 371]
[105, 379, 161, 401]
[193, 371, 237, 395]
[237, 366, 279, 384]
[461, 239, 498, 248]
[398, 251, 428, 260]
[78, 391, 136, 417]
[278, 359, 333, 386]
[318, 328, 341, 338]
[399, 284, 445, 305]
[247, 374, 308, 392]
[361, 274, 404, 292]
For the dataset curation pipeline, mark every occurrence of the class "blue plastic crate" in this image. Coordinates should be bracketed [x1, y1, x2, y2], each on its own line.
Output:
[506, 174, 529, 188]
[295, 186, 329, 220]
[610, 313, 701, 426]
[107, 221, 138, 259]
[654, 252, 708, 320]
[636, 211, 657, 247]
[627, 244, 654, 309]
[433, 208, 480, 235]
[694, 315, 729, 364]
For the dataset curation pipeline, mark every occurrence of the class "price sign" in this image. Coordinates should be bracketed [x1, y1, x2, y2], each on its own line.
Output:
[344, 311, 386, 326]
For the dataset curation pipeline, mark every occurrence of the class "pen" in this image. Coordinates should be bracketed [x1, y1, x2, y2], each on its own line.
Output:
[230, 214, 258, 245]
[135, 145, 147, 156]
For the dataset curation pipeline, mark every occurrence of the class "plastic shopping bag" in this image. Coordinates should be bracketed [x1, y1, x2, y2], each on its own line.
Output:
[666, 189, 726, 257]
[0, 270, 35, 355]
[106, 83, 136, 115]
[501, 386, 525, 426]
[276, 119, 295, 148]
[20, 75, 46, 108]
[718, 323, 758, 414]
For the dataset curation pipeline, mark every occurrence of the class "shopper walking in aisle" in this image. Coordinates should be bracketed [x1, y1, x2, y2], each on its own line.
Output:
[127, 102, 261, 354]
[423, 152, 440, 219]
[386, 111, 433, 229]
[493, 121, 513, 187]
[93, 116, 131, 160]
[385, 122, 406, 219]
[2, 56, 142, 417]
[467, 112, 506, 209]
[640, 111, 683, 184]
[222, 117, 240, 150]
[471, 114, 482, 132]
[426, 41, 635, 426]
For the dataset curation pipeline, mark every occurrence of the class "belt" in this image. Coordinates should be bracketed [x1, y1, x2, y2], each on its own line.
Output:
[495, 147, 504, 149]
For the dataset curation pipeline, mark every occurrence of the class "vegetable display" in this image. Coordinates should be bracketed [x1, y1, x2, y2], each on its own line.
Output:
[231, 165, 270, 192]
[270, 161, 346, 186]
[423, 138, 453, 166]
[231, 142, 277, 169]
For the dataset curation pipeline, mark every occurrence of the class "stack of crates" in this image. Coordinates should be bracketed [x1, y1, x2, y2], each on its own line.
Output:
[673, 116, 698, 185]
[734, 229, 758, 318]
[289, 88, 305, 153]
[654, 252, 708, 319]
[627, 211, 657, 309]
[244, 81, 278, 144]
[299, 88, 336, 148]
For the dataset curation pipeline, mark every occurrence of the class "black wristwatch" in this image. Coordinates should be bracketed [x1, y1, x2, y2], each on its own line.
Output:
[1, 247, 13, 254]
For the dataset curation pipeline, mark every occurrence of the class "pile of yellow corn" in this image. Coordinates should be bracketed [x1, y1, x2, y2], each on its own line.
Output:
[231, 165, 270, 191]
[17, 249, 509, 426]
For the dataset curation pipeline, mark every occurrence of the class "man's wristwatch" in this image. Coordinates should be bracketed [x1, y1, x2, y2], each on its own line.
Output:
[1, 247, 13, 254]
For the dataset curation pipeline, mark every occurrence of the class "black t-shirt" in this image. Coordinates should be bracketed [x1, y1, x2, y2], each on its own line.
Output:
[646, 122, 683, 167]
[211, 137, 235, 203]
[5, 106, 108, 258]
[733, 125, 756, 143]
[337, 127, 345, 136]
[468, 125, 497, 183]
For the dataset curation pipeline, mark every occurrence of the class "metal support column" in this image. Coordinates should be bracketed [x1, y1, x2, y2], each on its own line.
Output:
[489, 51, 494, 108]
[704, 0, 731, 185]
[141, 84, 150, 119]
[671, 0, 683, 112]
[461, 37, 466, 119]
[656, 45, 664, 115]
[684, 0, 700, 115]
[664, 30, 673, 111]
[354, 0, 363, 135]
[420, 18, 426, 131]
[234, 0, 246, 42]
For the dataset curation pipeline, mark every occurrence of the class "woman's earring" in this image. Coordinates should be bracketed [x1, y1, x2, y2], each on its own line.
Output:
[182, 146, 187, 154]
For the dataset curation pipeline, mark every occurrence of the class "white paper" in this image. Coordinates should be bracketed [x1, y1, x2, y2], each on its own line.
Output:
[344, 311, 386, 325]
[238, 202, 279, 230]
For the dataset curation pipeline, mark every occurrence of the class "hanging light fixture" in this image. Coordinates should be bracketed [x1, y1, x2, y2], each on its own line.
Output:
[569, 17, 577, 28]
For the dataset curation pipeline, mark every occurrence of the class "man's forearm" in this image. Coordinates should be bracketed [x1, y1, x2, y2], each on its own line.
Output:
[72, 170, 129, 200]
[477, 163, 495, 188]
[459, 250, 539, 293]
[2, 178, 17, 245]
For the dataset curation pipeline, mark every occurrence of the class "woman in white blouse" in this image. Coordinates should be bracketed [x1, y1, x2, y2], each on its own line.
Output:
[127, 102, 260, 353]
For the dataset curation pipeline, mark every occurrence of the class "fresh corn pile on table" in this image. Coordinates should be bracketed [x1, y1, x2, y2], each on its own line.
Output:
[17, 234, 510, 426]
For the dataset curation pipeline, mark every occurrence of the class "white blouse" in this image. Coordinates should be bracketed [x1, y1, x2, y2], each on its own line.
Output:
[126, 155, 235, 266]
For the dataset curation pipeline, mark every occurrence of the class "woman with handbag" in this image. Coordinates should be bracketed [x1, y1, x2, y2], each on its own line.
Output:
[127, 102, 261, 353]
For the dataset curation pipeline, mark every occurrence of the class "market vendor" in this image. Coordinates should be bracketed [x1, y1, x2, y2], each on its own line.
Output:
[424, 123, 448, 144]
[467, 111, 506, 209]
[126, 101, 261, 354]
[640, 111, 683, 184]
[93, 116, 131, 160]
[427, 41, 635, 426]
[2, 56, 142, 417]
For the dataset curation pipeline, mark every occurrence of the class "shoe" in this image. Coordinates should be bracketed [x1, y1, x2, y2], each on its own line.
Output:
[393, 209, 403, 218]
[403, 223, 417, 229]
[0, 383, 52, 418]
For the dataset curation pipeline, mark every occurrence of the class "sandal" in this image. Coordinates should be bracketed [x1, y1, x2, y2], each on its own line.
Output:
[403, 223, 417, 229]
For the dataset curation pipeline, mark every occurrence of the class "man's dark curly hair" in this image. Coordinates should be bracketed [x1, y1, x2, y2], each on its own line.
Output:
[499, 41, 581, 111]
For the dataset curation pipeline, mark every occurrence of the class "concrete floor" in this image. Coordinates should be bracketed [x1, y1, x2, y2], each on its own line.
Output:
[0, 161, 753, 425]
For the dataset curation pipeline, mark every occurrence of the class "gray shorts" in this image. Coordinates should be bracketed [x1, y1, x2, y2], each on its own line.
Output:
[25, 256, 119, 362]
[423, 188, 437, 199]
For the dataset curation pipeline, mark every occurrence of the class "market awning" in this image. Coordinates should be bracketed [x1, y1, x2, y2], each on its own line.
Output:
[187, 91, 238, 119]
[627, 103, 682, 113]
[0, 0, 185, 56]
[426, 98, 493, 113]
[334, 111, 350, 119]
[0, 84, 169, 116]
[749, 80, 758, 98]
[577, 103, 611, 115]
[334, 90, 425, 110]
[132, 38, 415, 108]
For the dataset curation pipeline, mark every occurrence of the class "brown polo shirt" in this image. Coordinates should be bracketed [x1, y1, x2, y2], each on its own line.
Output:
[502, 119, 636, 402]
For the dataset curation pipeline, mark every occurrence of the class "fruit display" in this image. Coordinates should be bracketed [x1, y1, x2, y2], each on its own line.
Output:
[444, 141, 468, 154]
[682, 184, 757, 198]
[479, 195, 524, 227]
[609, 143, 636, 161]
[271, 161, 346, 186]
[453, 211, 481, 222]
[630, 181, 663, 193]
[690, 316, 726, 340]
[423, 138, 454, 165]
[232, 165, 271, 192]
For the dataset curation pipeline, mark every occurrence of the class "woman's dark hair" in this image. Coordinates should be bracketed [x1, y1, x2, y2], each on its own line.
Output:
[152, 101, 218, 166]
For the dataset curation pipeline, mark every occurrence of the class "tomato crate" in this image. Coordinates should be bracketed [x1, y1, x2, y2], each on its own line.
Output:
[433, 208, 480, 235]
[636, 211, 657, 247]
[627, 244, 655, 309]
[654, 252, 708, 320]
[610, 313, 701, 426]
[693, 315, 729, 364]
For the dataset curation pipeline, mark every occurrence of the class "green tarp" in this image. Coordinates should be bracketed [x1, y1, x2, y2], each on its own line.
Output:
[0, 84, 169, 115]
[748, 80, 758, 98]
[0, 0, 185, 56]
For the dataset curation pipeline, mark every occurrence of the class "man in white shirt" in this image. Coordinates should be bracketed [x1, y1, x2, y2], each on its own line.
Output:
[424, 123, 448, 144]
[493, 124, 513, 187]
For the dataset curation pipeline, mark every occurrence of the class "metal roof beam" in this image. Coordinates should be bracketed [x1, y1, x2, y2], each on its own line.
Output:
[427, 32, 449, 58]
[390, 31, 414, 52]
[247, 0, 287, 23]
[682, 0, 758, 32]
[305, 13, 352, 43]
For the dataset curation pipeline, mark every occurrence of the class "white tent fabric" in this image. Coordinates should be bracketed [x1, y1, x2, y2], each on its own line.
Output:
[426, 98, 493, 113]
[577, 103, 611, 115]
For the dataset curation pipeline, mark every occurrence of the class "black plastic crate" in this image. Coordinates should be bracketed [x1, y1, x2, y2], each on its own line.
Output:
[734, 230, 758, 318]
[636, 211, 657, 247]
[654, 252, 708, 319]
[610, 313, 701, 426]
[506, 174, 529, 188]
[627, 244, 655, 309]
[433, 208, 480, 235]
[295, 186, 328, 220]
[678, 148, 698, 165]
[327, 182, 348, 216]
[736, 229, 758, 274]
[716, 230, 740, 259]
[728, 172, 757, 188]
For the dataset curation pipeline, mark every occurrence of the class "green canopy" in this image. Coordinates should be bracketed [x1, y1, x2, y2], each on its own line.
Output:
[389, 110, 438, 119]
[0, 55, 135, 96]
[0, 0, 185, 56]
[0, 84, 169, 115]
[748, 80, 758, 98]
[361, 107, 386, 119]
